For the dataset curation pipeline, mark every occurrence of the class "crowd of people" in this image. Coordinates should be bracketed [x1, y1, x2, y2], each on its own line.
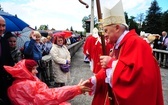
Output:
[140, 31, 168, 66]
[0, 0, 166, 104]
[140, 31, 168, 50]
[0, 15, 87, 105]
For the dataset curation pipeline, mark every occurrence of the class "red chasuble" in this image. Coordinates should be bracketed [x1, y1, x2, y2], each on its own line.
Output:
[91, 30, 163, 105]
[83, 35, 97, 60]
[83, 35, 113, 74]
[92, 40, 113, 74]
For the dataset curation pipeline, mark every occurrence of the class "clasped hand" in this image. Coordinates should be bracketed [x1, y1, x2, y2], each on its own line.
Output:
[100, 55, 111, 68]
[78, 79, 91, 95]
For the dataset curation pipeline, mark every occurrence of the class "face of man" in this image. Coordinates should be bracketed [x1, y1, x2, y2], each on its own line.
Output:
[162, 31, 167, 37]
[0, 17, 6, 36]
[103, 24, 120, 44]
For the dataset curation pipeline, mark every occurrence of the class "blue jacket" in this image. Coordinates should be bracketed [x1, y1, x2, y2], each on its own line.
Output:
[24, 39, 44, 61]
[43, 41, 52, 55]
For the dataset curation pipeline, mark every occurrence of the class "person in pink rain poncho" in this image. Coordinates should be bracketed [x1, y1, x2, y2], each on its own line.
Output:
[4, 59, 91, 105]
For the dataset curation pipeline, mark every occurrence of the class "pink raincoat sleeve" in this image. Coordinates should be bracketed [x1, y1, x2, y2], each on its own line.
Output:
[4, 62, 82, 105]
[35, 83, 82, 105]
[8, 80, 82, 105]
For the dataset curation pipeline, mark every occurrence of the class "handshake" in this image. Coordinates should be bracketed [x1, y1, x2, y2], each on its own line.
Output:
[77, 79, 92, 95]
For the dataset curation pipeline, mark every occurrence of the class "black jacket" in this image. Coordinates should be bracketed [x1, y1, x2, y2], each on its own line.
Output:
[159, 35, 168, 50]
[0, 36, 14, 105]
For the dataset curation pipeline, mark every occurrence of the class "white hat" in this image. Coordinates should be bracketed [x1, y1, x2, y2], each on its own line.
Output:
[140, 31, 145, 36]
[102, 0, 128, 28]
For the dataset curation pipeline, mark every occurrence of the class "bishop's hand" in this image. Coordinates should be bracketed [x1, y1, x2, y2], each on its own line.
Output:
[100, 55, 111, 68]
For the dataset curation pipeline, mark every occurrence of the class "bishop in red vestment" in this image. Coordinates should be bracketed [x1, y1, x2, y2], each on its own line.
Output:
[83, 35, 113, 74]
[88, 30, 163, 105]
[86, 0, 164, 104]
[83, 35, 97, 61]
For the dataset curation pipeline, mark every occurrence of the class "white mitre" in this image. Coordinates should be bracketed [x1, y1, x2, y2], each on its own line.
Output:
[102, 0, 128, 29]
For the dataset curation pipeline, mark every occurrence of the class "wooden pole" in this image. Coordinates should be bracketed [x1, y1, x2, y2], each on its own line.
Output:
[96, 0, 106, 55]
[96, 0, 113, 105]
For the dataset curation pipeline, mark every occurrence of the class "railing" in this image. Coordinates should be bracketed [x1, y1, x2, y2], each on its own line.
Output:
[40, 55, 53, 86]
[67, 39, 84, 57]
[153, 49, 168, 68]
[40, 43, 168, 85]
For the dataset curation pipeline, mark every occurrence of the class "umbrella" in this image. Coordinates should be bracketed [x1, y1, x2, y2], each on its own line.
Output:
[0, 10, 29, 32]
[63, 30, 72, 38]
[53, 30, 72, 39]
[12, 27, 33, 49]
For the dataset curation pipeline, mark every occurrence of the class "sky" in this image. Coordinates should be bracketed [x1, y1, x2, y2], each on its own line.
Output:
[1, 0, 168, 31]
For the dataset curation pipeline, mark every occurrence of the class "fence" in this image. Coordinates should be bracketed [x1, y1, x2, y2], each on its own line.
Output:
[40, 55, 53, 86]
[40, 43, 168, 86]
[153, 49, 168, 68]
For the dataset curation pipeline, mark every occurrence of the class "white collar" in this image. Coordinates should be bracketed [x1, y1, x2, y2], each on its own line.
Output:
[115, 30, 129, 49]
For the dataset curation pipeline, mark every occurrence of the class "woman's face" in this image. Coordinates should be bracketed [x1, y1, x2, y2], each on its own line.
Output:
[56, 37, 64, 46]
[36, 36, 41, 43]
[8, 37, 17, 48]
[42, 38, 47, 43]
[31, 66, 38, 76]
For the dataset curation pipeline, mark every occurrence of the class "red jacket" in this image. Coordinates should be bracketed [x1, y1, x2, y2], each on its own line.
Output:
[4, 60, 82, 105]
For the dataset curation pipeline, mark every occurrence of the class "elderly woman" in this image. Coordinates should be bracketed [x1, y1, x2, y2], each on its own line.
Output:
[50, 33, 71, 87]
[23, 31, 48, 78]
[4, 59, 91, 105]
[41, 36, 53, 56]
[23, 31, 45, 61]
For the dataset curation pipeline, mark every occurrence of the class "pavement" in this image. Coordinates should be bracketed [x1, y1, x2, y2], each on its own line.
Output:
[67, 46, 93, 105]
[67, 46, 168, 105]
[161, 68, 168, 105]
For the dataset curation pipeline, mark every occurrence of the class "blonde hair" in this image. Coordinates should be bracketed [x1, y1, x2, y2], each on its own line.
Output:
[41, 36, 47, 43]
[47, 35, 51, 40]
[29, 31, 42, 38]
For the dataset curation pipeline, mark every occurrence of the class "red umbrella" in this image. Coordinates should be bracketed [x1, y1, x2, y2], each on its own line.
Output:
[53, 31, 72, 39]
[63, 30, 72, 38]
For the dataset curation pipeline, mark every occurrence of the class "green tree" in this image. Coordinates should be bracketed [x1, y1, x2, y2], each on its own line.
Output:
[143, 0, 162, 34]
[82, 15, 97, 31]
[124, 12, 129, 25]
[38, 25, 48, 30]
[161, 10, 168, 32]
[70, 26, 74, 32]
[0, 4, 3, 11]
[128, 16, 139, 33]
[82, 16, 89, 30]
